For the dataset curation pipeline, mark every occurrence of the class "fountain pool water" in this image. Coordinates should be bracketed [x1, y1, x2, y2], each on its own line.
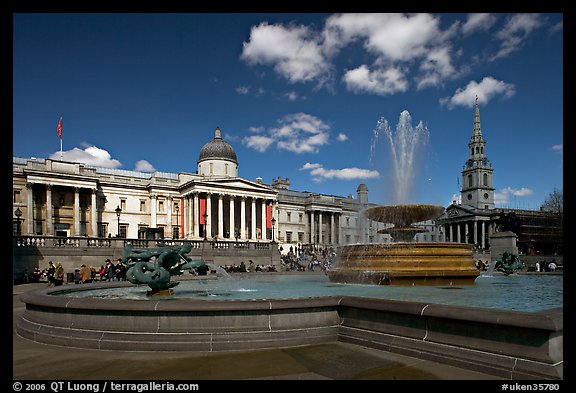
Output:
[54, 272, 562, 313]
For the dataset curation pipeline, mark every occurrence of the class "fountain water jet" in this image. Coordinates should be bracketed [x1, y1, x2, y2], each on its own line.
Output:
[328, 111, 479, 286]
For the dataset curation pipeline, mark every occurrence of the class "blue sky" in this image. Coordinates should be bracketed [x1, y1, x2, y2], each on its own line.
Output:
[13, 13, 563, 209]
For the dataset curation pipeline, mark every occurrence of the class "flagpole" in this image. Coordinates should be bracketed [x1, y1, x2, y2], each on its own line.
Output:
[60, 137, 63, 160]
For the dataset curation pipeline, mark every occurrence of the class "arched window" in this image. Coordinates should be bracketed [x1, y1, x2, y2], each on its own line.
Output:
[483, 173, 488, 186]
[468, 174, 473, 188]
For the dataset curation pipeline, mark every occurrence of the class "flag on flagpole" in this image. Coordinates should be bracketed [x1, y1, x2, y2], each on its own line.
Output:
[57, 117, 63, 139]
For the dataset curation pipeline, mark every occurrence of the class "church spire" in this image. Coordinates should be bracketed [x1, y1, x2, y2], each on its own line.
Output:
[473, 95, 482, 137]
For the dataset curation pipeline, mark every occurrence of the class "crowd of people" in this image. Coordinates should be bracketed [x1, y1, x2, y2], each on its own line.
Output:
[280, 245, 336, 272]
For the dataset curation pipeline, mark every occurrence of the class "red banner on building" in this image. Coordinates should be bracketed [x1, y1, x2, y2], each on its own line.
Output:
[266, 204, 273, 228]
[199, 198, 206, 224]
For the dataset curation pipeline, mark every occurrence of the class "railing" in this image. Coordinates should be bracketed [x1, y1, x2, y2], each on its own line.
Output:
[14, 235, 276, 251]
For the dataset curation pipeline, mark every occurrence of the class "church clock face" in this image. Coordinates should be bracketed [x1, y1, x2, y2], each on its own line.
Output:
[484, 193, 489, 199]
[467, 194, 472, 200]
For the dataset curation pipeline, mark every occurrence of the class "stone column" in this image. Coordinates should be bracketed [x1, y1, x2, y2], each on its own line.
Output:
[481, 221, 486, 249]
[261, 199, 266, 240]
[304, 210, 309, 244]
[449, 224, 453, 243]
[91, 188, 98, 237]
[330, 212, 335, 245]
[464, 221, 469, 244]
[337, 214, 341, 245]
[456, 223, 461, 243]
[473, 220, 478, 246]
[240, 196, 246, 240]
[318, 211, 323, 245]
[229, 196, 235, 239]
[26, 182, 34, 235]
[310, 211, 315, 244]
[150, 194, 157, 228]
[46, 185, 53, 236]
[193, 193, 199, 238]
[73, 187, 80, 236]
[166, 196, 173, 238]
[251, 198, 257, 240]
[218, 194, 224, 239]
[274, 201, 279, 243]
[206, 193, 212, 239]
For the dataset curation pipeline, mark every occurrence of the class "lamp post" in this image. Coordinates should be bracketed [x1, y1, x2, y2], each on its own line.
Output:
[14, 207, 22, 236]
[175, 204, 180, 240]
[203, 212, 208, 241]
[271, 217, 276, 243]
[115, 205, 122, 238]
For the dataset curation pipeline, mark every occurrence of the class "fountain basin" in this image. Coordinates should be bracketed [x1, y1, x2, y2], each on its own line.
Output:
[16, 282, 562, 379]
[328, 242, 480, 285]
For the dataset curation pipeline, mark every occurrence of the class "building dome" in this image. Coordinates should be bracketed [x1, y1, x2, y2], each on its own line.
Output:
[198, 127, 238, 165]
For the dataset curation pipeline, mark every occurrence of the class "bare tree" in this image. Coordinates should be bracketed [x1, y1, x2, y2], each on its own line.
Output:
[540, 188, 563, 216]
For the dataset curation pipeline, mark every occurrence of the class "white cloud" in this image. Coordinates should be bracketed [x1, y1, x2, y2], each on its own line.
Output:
[300, 162, 323, 170]
[492, 13, 543, 60]
[248, 126, 265, 133]
[285, 91, 298, 101]
[300, 162, 379, 181]
[336, 132, 348, 142]
[241, 22, 331, 85]
[551, 144, 562, 154]
[324, 13, 445, 62]
[440, 76, 516, 109]
[243, 113, 332, 154]
[462, 13, 497, 35]
[343, 65, 408, 95]
[495, 187, 534, 206]
[416, 46, 457, 90]
[243, 135, 275, 152]
[134, 160, 156, 172]
[50, 144, 122, 168]
[235, 86, 250, 95]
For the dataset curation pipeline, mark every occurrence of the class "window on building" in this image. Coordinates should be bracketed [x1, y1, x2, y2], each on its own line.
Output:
[346, 217, 350, 226]
[483, 173, 488, 186]
[120, 199, 126, 211]
[286, 231, 292, 243]
[468, 174, 473, 188]
[140, 200, 146, 212]
[345, 234, 351, 244]
[299, 214, 303, 223]
[158, 201, 164, 212]
[98, 223, 108, 238]
[13, 190, 21, 203]
[369, 236, 374, 243]
[298, 232, 304, 242]
[119, 224, 128, 238]
[173, 226, 179, 239]
[287, 212, 291, 222]
[138, 225, 148, 239]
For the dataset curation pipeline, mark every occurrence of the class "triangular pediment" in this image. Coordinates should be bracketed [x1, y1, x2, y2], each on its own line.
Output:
[437, 204, 476, 220]
[183, 177, 277, 196]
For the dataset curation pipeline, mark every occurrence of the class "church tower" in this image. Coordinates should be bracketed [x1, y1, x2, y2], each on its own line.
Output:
[460, 97, 495, 210]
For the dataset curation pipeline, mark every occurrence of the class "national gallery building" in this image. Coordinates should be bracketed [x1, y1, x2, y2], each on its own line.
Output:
[12, 101, 560, 257]
[14, 127, 435, 252]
